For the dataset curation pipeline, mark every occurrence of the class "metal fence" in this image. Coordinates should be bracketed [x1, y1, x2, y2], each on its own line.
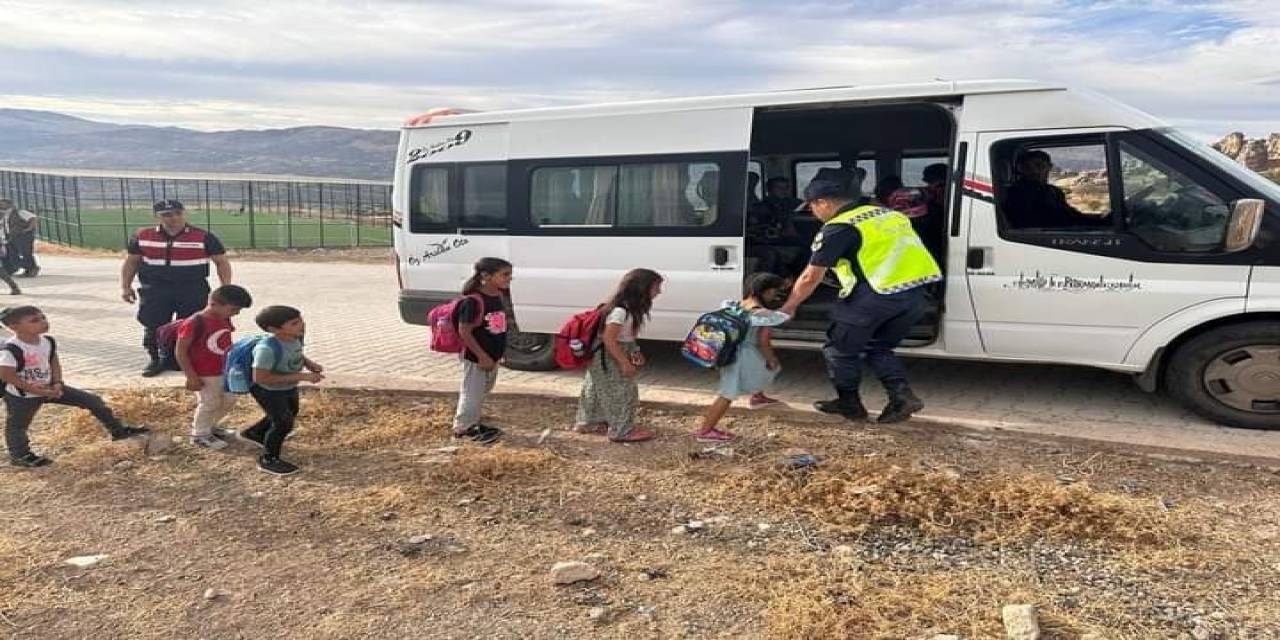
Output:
[0, 168, 393, 250]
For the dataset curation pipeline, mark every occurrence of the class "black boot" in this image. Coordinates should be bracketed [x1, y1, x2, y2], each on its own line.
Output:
[141, 347, 164, 378]
[814, 389, 869, 421]
[877, 380, 924, 424]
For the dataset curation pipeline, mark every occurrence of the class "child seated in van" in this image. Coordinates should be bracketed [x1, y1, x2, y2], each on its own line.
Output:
[0, 306, 149, 467]
[695, 274, 791, 442]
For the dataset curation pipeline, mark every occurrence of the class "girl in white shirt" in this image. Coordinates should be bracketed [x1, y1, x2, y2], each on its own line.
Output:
[573, 268, 664, 442]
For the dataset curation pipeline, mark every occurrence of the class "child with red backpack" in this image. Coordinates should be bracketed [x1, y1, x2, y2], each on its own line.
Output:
[448, 258, 513, 444]
[573, 268, 664, 443]
[173, 285, 253, 450]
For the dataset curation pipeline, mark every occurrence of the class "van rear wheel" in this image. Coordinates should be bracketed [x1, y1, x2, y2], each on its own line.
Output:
[503, 331, 558, 371]
[1167, 322, 1280, 430]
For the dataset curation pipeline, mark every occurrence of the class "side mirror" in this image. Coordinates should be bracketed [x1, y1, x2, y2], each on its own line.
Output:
[1224, 199, 1265, 253]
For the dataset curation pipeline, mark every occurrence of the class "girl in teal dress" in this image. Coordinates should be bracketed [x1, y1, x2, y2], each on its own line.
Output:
[694, 273, 791, 442]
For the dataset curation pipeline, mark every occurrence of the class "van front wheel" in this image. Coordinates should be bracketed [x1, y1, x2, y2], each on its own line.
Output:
[503, 331, 558, 371]
[1167, 322, 1280, 430]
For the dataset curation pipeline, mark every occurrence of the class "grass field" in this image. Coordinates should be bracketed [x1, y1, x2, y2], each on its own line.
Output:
[40, 207, 392, 250]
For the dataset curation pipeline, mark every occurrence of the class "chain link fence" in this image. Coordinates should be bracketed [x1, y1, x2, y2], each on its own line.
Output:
[0, 168, 393, 250]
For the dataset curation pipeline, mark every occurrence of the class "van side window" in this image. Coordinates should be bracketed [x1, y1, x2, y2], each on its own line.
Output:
[531, 161, 722, 228]
[995, 141, 1113, 231]
[532, 166, 615, 226]
[902, 156, 949, 187]
[1119, 141, 1231, 253]
[461, 164, 507, 229]
[409, 165, 450, 232]
[795, 159, 875, 197]
[619, 162, 720, 227]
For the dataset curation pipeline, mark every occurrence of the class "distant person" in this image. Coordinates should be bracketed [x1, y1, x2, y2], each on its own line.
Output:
[120, 200, 232, 377]
[574, 268, 664, 443]
[174, 285, 253, 450]
[1003, 150, 1108, 228]
[0, 306, 149, 468]
[0, 199, 39, 277]
[0, 209, 22, 295]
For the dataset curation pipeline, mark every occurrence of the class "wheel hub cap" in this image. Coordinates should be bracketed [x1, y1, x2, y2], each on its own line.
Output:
[1203, 345, 1280, 413]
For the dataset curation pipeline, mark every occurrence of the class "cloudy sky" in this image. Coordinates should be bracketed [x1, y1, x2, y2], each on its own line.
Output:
[0, 0, 1277, 137]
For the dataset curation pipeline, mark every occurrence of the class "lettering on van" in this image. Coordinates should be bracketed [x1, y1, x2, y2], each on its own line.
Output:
[405, 236, 470, 266]
[1005, 271, 1142, 293]
[1047, 236, 1124, 248]
[405, 129, 473, 163]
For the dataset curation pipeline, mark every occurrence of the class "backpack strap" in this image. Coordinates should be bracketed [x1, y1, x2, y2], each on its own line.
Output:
[266, 336, 286, 374]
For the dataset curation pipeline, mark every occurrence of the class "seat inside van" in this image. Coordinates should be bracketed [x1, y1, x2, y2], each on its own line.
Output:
[747, 102, 956, 346]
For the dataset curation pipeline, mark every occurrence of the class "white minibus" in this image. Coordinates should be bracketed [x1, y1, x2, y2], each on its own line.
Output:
[391, 80, 1280, 429]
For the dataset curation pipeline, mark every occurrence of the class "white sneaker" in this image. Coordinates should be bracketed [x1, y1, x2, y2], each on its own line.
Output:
[191, 435, 229, 450]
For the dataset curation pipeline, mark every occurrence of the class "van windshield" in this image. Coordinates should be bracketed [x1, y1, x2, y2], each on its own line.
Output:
[1160, 128, 1280, 204]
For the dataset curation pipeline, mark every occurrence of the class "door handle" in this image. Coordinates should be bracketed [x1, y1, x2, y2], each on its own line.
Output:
[712, 246, 732, 267]
[967, 247, 987, 270]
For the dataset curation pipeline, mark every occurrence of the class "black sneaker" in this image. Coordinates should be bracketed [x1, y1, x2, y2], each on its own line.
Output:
[141, 359, 165, 378]
[454, 424, 502, 445]
[258, 455, 299, 476]
[238, 429, 266, 449]
[10, 453, 52, 468]
[110, 425, 150, 441]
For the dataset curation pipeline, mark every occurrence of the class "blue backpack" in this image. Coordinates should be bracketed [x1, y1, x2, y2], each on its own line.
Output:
[223, 335, 284, 394]
[681, 305, 752, 369]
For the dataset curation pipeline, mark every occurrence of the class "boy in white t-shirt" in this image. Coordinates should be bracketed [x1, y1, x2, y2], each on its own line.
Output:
[0, 306, 149, 467]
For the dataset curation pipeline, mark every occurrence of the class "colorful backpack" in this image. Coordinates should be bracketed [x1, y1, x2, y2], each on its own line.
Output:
[155, 314, 206, 371]
[681, 305, 752, 369]
[554, 306, 608, 370]
[427, 294, 484, 354]
[223, 335, 283, 394]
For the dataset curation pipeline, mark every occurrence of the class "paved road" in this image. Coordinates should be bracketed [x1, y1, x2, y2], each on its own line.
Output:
[17, 255, 1280, 461]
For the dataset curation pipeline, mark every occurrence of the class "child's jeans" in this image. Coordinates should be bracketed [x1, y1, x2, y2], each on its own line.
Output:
[245, 386, 299, 458]
[192, 375, 237, 438]
[4, 386, 126, 460]
[453, 360, 498, 433]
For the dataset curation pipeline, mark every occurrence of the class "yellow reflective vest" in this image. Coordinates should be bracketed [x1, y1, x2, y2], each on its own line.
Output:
[816, 204, 942, 297]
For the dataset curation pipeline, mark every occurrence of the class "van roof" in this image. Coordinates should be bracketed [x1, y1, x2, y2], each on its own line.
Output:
[404, 79, 1065, 128]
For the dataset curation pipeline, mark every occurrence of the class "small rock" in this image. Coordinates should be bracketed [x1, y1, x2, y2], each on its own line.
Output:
[113, 460, 134, 471]
[408, 534, 433, 545]
[550, 561, 599, 585]
[456, 498, 476, 506]
[580, 528, 597, 538]
[636, 605, 656, 617]
[155, 515, 177, 524]
[64, 554, 108, 568]
[686, 520, 705, 531]
[670, 525, 689, 536]
[636, 494, 648, 502]
[1001, 604, 1040, 640]
[203, 588, 228, 600]
[587, 607, 608, 622]
[433, 446, 461, 454]
[249, 491, 265, 499]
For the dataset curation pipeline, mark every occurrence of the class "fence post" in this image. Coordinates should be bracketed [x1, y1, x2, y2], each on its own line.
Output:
[355, 184, 363, 246]
[286, 182, 294, 248]
[247, 182, 256, 249]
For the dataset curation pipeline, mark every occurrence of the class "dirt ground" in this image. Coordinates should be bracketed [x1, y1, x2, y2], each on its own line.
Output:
[1, 389, 1278, 640]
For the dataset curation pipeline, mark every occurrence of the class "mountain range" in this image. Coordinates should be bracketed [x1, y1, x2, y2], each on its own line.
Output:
[0, 109, 398, 181]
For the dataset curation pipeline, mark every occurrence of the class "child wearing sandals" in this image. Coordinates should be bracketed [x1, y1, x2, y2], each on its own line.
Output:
[695, 273, 791, 442]
[574, 268, 664, 443]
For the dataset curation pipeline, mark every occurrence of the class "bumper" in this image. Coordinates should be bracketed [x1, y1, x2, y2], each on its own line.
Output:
[398, 289, 454, 325]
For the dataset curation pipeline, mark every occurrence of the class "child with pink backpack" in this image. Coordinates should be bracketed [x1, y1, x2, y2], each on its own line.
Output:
[429, 258, 513, 444]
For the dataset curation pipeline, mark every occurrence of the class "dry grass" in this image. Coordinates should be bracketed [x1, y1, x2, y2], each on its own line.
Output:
[1, 388, 1277, 639]
[720, 457, 1172, 544]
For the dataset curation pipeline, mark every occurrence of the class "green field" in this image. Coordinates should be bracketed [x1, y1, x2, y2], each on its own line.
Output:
[41, 207, 392, 250]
